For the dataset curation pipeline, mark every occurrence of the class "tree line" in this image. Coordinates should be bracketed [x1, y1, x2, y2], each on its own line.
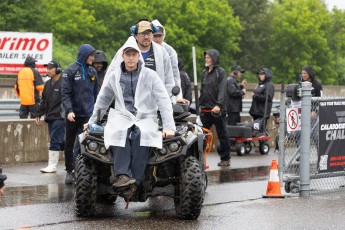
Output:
[1, 0, 344, 85]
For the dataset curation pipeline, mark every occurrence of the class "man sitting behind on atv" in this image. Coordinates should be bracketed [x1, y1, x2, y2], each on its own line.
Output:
[84, 36, 176, 194]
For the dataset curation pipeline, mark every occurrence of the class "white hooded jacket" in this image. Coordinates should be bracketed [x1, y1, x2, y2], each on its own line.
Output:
[110, 36, 175, 102]
[88, 36, 176, 149]
[152, 19, 183, 100]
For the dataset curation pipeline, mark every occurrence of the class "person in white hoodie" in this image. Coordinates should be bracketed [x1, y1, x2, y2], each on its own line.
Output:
[86, 36, 176, 191]
[151, 19, 189, 104]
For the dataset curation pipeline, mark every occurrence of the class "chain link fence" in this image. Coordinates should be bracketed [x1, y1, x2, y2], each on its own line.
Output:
[280, 84, 345, 196]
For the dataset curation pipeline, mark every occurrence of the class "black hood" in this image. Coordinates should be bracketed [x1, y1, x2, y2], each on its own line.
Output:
[302, 66, 315, 80]
[204, 49, 220, 66]
[24, 56, 37, 68]
[93, 50, 108, 71]
[257, 68, 273, 83]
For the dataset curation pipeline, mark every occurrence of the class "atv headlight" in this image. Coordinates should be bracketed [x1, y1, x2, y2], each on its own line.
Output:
[168, 142, 179, 152]
[99, 146, 106, 155]
[88, 141, 98, 151]
[160, 146, 167, 155]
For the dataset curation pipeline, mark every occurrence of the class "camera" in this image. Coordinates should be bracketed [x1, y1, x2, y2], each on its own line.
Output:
[286, 84, 301, 101]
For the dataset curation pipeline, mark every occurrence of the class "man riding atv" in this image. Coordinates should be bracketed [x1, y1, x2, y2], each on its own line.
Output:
[84, 36, 176, 200]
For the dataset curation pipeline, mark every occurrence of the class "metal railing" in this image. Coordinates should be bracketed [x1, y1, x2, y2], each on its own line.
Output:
[0, 99, 20, 119]
[0, 99, 281, 119]
[280, 83, 345, 196]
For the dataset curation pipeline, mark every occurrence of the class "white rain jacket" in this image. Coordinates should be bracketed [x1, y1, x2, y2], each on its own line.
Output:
[152, 19, 183, 100]
[109, 36, 175, 103]
[88, 36, 176, 149]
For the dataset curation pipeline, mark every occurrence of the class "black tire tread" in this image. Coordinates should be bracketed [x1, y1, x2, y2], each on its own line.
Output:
[175, 156, 204, 220]
[74, 155, 97, 217]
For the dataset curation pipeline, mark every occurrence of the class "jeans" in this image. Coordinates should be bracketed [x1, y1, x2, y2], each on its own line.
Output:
[47, 119, 65, 151]
[110, 125, 150, 185]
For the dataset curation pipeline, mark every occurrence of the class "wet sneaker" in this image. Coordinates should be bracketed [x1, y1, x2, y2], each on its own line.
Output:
[112, 175, 136, 188]
[65, 172, 74, 184]
[217, 160, 231, 166]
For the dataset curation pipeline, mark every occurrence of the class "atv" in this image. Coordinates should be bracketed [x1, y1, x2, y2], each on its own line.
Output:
[74, 90, 209, 220]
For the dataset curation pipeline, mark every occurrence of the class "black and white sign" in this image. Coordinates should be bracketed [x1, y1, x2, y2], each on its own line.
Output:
[287, 108, 301, 132]
[319, 99, 345, 173]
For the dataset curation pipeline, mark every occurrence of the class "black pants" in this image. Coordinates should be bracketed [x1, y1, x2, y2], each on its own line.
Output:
[227, 112, 241, 126]
[19, 104, 39, 119]
[200, 112, 230, 161]
[64, 117, 90, 172]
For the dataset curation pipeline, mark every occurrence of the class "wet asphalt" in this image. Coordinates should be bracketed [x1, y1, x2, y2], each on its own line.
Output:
[1, 150, 345, 229]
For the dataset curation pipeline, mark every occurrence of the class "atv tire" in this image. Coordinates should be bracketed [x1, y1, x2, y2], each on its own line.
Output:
[75, 155, 97, 217]
[174, 156, 204, 220]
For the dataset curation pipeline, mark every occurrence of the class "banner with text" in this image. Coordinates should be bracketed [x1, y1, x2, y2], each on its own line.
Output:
[319, 99, 345, 173]
[0, 31, 52, 75]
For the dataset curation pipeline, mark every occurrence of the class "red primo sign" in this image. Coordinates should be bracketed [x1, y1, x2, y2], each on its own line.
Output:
[0, 31, 53, 75]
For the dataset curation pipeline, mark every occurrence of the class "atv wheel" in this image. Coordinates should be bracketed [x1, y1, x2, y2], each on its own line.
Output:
[174, 156, 204, 220]
[259, 142, 270, 155]
[75, 155, 97, 217]
[236, 144, 246, 156]
[203, 172, 208, 192]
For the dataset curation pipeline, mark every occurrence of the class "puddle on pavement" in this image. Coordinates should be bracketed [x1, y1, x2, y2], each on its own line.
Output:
[0, 166, 270, 208]
[207, 166, 270, 185]
[0, 184, 74, 208]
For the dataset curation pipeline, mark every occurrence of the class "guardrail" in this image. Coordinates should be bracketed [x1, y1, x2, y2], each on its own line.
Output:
[0, 99, 281, 119]
[0, 99, 20, 119]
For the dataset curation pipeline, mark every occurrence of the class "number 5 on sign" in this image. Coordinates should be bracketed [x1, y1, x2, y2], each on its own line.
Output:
[286, 108, 301, 132]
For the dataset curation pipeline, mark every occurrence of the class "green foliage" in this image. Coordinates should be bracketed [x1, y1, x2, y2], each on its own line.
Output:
[327, 8, 345, 84]
[229, 0, 272, 81]
[52, 39, 79, 70]
[2, 0, 345, 85]
[0, 0, 44, 31]
[268, 0, 336, 84]
[81, 0, 242, 77]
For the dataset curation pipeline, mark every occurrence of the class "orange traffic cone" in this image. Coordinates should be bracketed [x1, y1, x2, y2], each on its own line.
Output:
[262, 160, 285, 198]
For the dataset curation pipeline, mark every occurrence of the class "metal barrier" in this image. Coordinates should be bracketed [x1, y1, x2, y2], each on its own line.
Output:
[280, 83, 345, 196]
[0, 99, 20, 119]
[189, 99, 280, 116]
[0, 99, 281, 119]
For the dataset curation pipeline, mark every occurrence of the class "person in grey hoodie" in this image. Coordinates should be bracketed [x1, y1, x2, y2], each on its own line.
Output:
[86, 36, 175, 196]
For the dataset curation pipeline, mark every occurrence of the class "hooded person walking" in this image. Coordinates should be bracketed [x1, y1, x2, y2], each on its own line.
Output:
[199, 49, 231, 167]
[61, 44, 98, 184]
